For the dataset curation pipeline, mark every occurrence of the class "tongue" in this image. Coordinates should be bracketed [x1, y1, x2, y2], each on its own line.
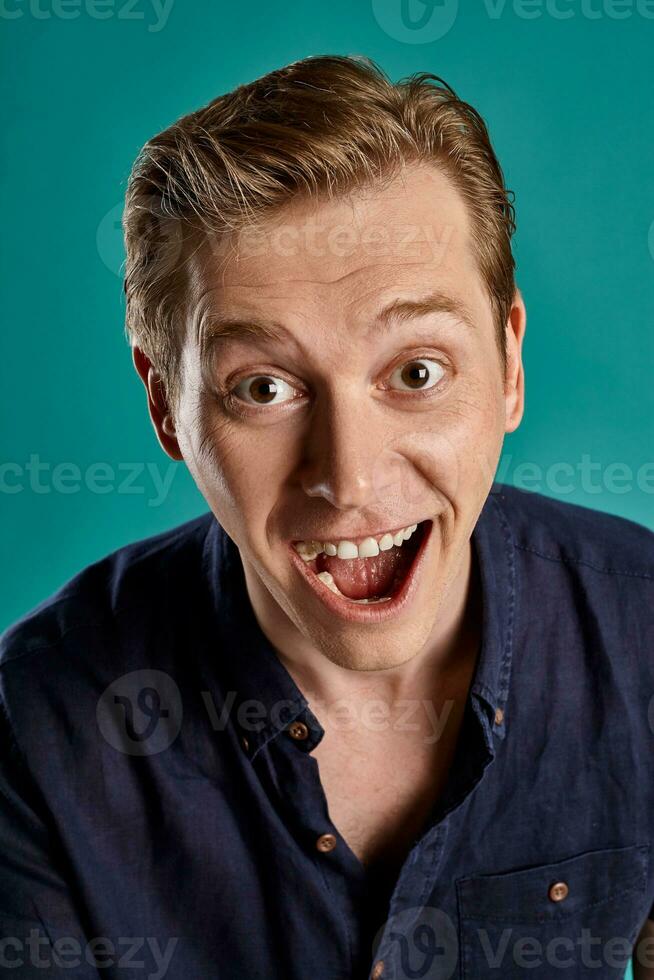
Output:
[315, 544, 414, 600]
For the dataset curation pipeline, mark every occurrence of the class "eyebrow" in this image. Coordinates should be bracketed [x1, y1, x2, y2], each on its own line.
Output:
[372, 291, 477, 335]
[198, 289, 476, 355]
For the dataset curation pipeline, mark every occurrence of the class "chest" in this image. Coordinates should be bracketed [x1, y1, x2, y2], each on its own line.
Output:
[310, 693, 468, 873]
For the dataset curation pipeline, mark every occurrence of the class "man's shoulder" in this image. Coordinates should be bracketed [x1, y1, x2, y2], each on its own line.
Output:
[490, 481, 654, 581]
[0, 510, 216, 674]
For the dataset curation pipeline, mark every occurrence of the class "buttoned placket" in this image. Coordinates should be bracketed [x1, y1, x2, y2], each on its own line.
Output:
[239, 699, 374, 975]
[236, 683, 508, 980]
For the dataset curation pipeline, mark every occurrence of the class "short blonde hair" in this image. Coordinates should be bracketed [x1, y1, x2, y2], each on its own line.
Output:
[123, 54, 516, 414]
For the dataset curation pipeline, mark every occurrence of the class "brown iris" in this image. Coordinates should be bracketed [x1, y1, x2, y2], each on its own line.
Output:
[248, 377, 278, 403]
[400, 362, 430, 389]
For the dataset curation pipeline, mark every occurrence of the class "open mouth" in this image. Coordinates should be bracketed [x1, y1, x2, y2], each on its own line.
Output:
[288, 519, 433, 621]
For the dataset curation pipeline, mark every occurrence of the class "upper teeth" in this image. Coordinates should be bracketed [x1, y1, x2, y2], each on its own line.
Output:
[293, 523, 419, 561]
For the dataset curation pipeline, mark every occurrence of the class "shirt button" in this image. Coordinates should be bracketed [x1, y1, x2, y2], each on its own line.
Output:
[371, 960, 385, 979]
[548, 881, 569, 902]
[287, 721, 309, 741]
[315, 833, 337, 853]
[241, 735, 250, 753]
[494, 707, 504, 725]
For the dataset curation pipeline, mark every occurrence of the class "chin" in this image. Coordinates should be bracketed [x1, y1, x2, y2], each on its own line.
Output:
[298, 610, 436, 673]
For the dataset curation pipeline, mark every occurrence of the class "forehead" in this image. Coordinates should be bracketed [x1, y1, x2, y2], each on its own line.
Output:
[185, 162, 489, 340]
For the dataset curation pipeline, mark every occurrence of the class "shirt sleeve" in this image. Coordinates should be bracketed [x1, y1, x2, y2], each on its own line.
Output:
[0, 676, 101, 978]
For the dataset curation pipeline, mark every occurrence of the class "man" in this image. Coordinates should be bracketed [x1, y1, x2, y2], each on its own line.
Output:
[1, 54, 653, 979]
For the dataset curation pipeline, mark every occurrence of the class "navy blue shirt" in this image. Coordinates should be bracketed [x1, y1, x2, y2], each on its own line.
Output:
[1, 482, 653, 979]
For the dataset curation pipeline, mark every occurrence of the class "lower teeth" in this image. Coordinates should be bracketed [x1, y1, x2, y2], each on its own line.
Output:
[315, 571, 392, 604]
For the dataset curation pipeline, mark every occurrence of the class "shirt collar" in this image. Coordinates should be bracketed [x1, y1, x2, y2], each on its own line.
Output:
[201, 481, 516, 758]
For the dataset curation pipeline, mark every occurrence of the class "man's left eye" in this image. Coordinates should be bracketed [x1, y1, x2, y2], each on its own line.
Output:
[232, 375, 297, 406]
[388, 359, 446, 392]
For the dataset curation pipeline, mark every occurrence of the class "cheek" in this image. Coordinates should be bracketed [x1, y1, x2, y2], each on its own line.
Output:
[184, 401, 294, 533]
[175, 399, 242, 516]
[385, 377, 504, 511]
[447, 375, 505, 488]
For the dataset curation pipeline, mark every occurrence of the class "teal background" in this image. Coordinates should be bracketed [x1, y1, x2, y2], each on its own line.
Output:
[1, 0, 653, 683]
[0, 3, 652, 972]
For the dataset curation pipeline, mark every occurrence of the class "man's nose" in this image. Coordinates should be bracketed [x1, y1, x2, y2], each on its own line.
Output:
[298, 397, 383, 511]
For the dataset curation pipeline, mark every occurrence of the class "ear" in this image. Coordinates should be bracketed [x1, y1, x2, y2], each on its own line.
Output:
[503, 288, 526, 434]
[132, 346, 184, 461]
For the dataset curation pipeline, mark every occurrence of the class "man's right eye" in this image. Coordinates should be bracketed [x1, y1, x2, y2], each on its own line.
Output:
[230, 375, 299, 407]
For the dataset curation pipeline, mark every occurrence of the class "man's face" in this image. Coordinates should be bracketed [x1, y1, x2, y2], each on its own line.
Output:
[141, 162, 525, 671]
